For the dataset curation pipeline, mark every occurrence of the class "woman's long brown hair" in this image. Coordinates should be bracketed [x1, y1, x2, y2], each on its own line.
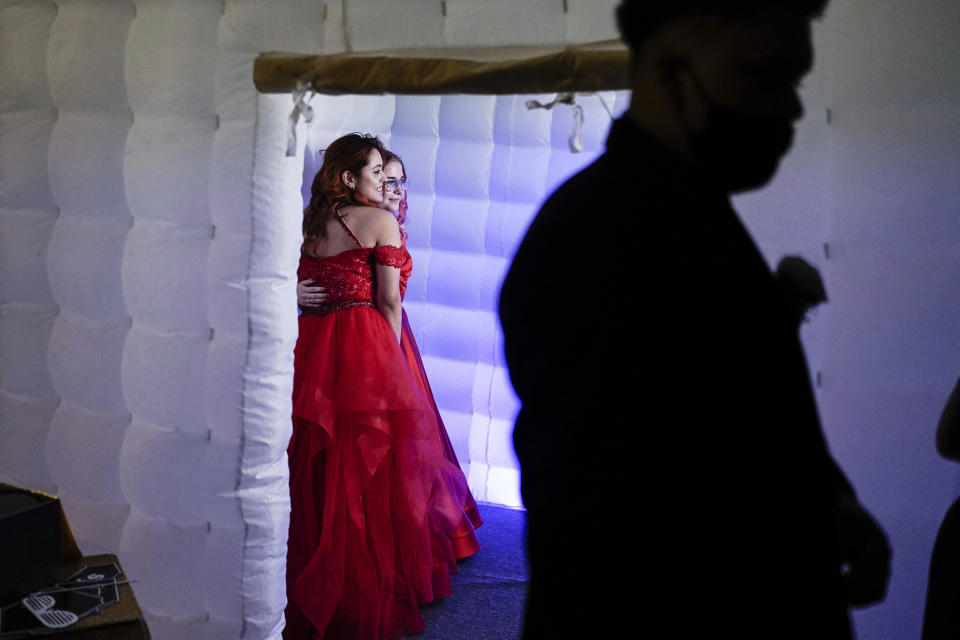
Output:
[303, 133, 387, 239]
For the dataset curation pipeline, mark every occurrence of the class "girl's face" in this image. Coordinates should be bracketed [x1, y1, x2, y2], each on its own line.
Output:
[345, 149, 385, 204]
[380, 159, 406, 213]
[380, 160, 406, 213]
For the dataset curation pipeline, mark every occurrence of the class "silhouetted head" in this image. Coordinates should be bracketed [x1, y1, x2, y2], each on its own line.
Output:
[304, 133, 386, 238]
[617, 1, 828, 192]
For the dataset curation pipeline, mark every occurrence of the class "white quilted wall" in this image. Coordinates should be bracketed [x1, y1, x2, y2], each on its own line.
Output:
[1, 1, 958, 639]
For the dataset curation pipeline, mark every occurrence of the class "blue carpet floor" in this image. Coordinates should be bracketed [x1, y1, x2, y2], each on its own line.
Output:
[417, 504, 528, 639]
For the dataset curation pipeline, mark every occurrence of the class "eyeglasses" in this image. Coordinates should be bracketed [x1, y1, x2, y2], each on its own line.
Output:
[383, 177, 408, 191]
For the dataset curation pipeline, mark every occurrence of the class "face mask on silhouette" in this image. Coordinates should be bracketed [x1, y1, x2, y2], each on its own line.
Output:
[679, 64, 796, 193]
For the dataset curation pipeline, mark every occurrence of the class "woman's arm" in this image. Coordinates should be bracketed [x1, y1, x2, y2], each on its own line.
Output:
[297, 279, 327, 308]
[376, 264, 402, 343]
[373, 212, 403, 343]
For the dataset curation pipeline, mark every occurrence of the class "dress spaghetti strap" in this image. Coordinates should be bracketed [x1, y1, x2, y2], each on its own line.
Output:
[336, 211, 365, 249]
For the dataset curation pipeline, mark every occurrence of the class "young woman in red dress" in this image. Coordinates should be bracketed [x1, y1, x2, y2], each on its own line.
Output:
[300, 149, 483, 557]
[285, 134, 480, 640]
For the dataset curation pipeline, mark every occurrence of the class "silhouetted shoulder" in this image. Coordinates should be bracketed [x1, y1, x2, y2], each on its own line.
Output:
[936, 377, 960, 461]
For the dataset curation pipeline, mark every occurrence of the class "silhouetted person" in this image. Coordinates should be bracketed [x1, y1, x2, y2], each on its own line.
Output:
[498, 2, 891, 638]
[922, 377, 960, 639]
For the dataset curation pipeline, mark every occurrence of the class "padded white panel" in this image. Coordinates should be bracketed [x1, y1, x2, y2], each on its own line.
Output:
[207, 226, 252, 335]
[345, 0, 445, 52]
[0, 303, 57, 395]
[47, 113, 131, 217]
[210, 125, 256, 232]
[121, 420, 208, 520]
[119, 510, 208, 615]
[0, 0, 58, 497]
[48, 315, 128, 411]
[0, 112, 58, 210]
[117, 2, 221, 637]
[0, 2, 59, 491]
[0, 389, 58, 491]
[824, 247, 960, 395]
[123, 119, 215, 227]
[0, 3, 57, 213]
[46, 402, 130, 553]
[444, 0, 565, 47]
[564, 0, 620, 42]
[825, 0, 960, 108]
[122, 221, 210, 331]
[121, 325, 208, 432]
[217, 0, 330, 121]
[54, 495, 130, 556]
[484, 459, 522, 507]
[47, 216, 129, 320]
[205, 331, 247, 439]
[124, 2, 218, 117]
[830, 105, 960, 251]
[203, 522, 246, 622]
[46, 1, 132, 111]
[0, 209, 57, 304]
[0, 3, 56, 104]
[43, 0, 134, 569]
[47, 403, 127, 503]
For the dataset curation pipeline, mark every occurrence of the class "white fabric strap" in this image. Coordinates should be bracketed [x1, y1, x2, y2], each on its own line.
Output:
[286, 81, 315, 157]
[525, 92, 584, 153]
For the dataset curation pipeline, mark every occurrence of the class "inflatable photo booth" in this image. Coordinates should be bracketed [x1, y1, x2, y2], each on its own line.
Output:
[1, 1, 958, 639]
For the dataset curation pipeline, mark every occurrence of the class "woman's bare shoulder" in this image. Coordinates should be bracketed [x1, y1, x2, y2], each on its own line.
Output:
[343, 205, 390, 219]
[340, 206, 399, 246]
[350, 207, 398, 230]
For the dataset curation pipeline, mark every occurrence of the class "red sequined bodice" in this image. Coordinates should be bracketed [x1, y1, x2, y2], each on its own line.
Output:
[298, 244, 410, 316]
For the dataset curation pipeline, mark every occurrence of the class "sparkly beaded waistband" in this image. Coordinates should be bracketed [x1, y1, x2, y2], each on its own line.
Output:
[300, 300, 375, 317]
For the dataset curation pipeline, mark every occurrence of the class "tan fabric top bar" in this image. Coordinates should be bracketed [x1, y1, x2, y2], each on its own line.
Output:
[254, 40, 630, 95]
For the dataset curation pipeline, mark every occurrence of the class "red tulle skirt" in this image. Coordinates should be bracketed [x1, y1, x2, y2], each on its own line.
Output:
[400, 310, 482, 554]
[286, 307, 482, 640]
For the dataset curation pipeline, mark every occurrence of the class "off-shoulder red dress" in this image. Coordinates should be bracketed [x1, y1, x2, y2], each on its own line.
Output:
[285, 217, 481, 640]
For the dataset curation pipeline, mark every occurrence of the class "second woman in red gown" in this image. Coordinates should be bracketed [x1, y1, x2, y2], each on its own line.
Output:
[380, 149, 483, 558]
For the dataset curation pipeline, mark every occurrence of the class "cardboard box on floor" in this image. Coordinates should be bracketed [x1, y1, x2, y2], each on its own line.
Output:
[0, 484, 149, 639]
[0, 484, 81, 602]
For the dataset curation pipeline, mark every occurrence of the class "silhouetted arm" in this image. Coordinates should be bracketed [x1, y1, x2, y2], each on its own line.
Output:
[834, 491, 891, 607]
[936, 377, 960, 461]
[775, 255, 827, 328]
